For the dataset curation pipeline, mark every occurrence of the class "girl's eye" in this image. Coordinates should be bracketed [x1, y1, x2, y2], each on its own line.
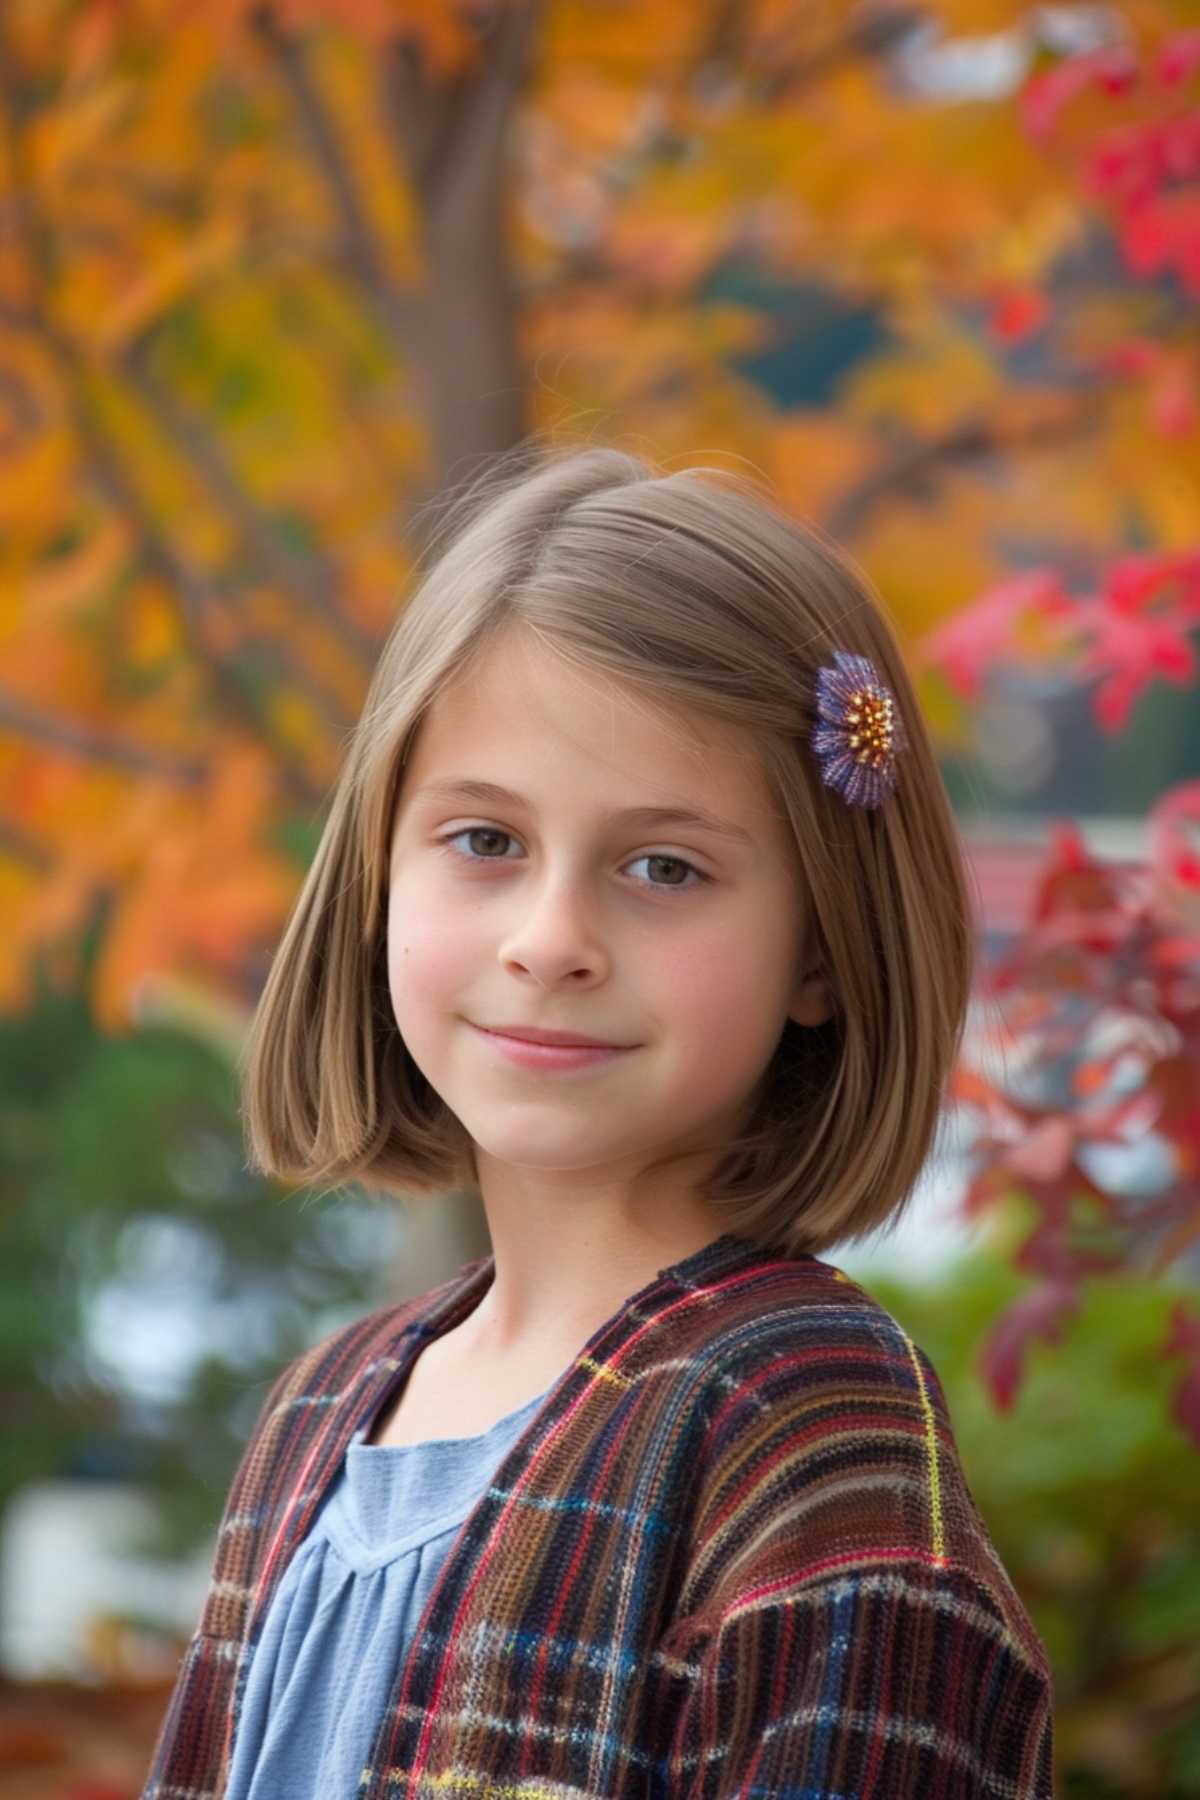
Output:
[435, 827, 710, 895]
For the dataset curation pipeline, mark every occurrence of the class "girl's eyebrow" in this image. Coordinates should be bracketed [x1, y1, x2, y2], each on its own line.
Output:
[409, 777, 756, 847]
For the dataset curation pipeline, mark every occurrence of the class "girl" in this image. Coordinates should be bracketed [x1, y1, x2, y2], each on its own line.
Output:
[143, 443, 1055, 1799]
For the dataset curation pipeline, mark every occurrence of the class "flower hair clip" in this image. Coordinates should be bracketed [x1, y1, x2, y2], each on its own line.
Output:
[809, 650, 908, 810]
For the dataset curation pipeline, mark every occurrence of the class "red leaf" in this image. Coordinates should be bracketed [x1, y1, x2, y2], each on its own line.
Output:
[1163, 1300, 1200, 1449]
[1094, 669, 1139, 732]
[1150, 932, 1200, 967]
[1159, 112, 1200, 179]
[1163, 1299, 1200, 1358]
[1047, 819, 1090, 874]
[1120, 192, 1200, 292]
[1105, 334, 1159, 376]
[1070, 558, 1200, 731]
[1149, 780, 1200, 932]
[1086, 123, 1160, 208]
[988, 285, 1049, 343]
[1020, 46, 1142, 144]
[979, 1281, 1078, 1411]
[916, 567, 1076, 698]
[1108, 547, 1200, 614]
[1006, 1116, 1077, 1182]
[1154, 28, 1200, 88]
[1149, 367, 1198, 438]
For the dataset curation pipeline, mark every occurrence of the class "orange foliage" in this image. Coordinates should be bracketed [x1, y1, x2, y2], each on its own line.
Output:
[0, 0, 1196, 1036]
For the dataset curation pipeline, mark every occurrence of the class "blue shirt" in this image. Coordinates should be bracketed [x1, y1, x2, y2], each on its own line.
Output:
[223, 1380, 555, 1798]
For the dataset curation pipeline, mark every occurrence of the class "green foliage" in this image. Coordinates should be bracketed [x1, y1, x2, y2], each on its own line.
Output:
[0, 920, 402, 1562]
[868, 1252, 1200, 1798]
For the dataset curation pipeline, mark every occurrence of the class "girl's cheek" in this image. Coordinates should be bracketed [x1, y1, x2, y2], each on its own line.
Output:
[652, 931, 743, 1023]
[387, 881, 466, 1005]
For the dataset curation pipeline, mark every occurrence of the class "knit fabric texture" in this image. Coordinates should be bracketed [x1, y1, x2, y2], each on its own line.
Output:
[141, 1230, 1056, 1799]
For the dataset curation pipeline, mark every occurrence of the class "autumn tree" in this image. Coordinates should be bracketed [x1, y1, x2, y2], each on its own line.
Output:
[1, 0, 1198, 1445]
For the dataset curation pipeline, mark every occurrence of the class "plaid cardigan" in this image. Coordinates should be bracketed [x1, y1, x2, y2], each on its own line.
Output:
[142, 1230, 1055, 1799]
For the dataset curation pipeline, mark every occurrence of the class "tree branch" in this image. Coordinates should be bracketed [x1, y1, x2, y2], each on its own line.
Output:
[0, 688, 209, 784]
[120, 328, 382, 668]
[249, 2, 424, 354]
[753, 5, 927, 104]
[823, 396, 1103, 540]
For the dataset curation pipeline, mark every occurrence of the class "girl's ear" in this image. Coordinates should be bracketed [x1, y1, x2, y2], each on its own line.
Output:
[789, 962, 835, 1029]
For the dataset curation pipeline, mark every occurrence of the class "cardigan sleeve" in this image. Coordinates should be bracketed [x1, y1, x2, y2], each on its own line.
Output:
[661, 1553, 1055, 1799]
[659, 1333, 1055, 1799]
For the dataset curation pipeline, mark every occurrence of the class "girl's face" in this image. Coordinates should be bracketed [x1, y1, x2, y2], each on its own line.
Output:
[387, 625, 830, 1196]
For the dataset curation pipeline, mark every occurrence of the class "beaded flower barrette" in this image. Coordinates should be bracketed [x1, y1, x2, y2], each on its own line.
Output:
[810, 650, 908, 810]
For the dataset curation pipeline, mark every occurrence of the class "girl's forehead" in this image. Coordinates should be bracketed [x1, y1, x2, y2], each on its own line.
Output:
[422, 629, 757, 770]
[410, 702, 766, 814]
[392, 624, 792, 847]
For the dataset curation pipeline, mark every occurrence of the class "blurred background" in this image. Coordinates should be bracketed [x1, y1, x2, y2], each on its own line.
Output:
[1, 0, 1198, 1794]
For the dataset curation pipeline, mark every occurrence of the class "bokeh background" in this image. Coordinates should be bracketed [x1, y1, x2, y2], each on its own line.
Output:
[2, 1, 1199, 1795]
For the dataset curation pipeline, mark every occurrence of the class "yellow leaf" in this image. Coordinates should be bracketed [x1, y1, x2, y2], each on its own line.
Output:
[126, 584, 183, 667]
[95, 218, 242, 354]
[767, 413, 875, 524]
[30, 78, 136, 186]
[844, 328, 1003, 433]
[853, 487, 1004, 640]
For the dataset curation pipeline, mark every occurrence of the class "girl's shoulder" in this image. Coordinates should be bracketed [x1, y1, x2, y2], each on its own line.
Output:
[683, 1253, 1049, 1680]
[671, 1245, 941, 1397]
[691, 1250, 962, 1510]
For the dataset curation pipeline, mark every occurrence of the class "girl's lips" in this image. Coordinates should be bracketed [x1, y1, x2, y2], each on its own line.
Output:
[479, 1024, 624, 1047]
[471, 1024, 636, 1072]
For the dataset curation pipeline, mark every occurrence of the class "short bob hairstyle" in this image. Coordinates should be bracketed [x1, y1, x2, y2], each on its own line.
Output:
[240, 440, 976, 1258]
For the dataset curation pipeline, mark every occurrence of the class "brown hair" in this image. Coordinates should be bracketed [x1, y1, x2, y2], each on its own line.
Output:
[239, 440, 976, 1257]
